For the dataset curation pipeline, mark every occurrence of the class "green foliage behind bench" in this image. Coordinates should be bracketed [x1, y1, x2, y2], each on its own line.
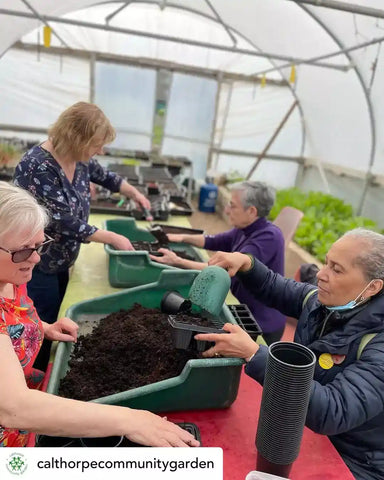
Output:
[269, 188, 382, 262]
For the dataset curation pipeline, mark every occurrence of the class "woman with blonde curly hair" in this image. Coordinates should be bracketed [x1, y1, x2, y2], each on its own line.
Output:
[14, 102, 151, 370]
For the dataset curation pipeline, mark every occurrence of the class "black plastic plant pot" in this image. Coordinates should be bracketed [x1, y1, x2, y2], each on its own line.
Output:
[80, 436, 124, 447]
[178, 422, 202, 445]
[168, 315, 227, 352]
[256, 342, 316, 478]
[149, 226, 169, 244]
[161, 291, 192, 315]
[122, 422, 202, 447]
[228, 304, 263, 339]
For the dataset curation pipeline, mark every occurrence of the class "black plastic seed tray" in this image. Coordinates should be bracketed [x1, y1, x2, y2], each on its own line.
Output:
[151, 224, 204, 235]
[147, 182, 161, 195]
[168, 315, 227, 352]
[169, 199, 193, 216]
[228, 304, 263, 339]
[140, 166, 173, 183]
[107, 164, 141, 183]
[36, 422, 201, 447]
[90, 200, 132, 216]
[129, 194, 169, 221]
[160, 182, 186, 201]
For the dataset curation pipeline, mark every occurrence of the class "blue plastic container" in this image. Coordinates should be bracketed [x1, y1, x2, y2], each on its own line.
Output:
[199, 182, 218, 212]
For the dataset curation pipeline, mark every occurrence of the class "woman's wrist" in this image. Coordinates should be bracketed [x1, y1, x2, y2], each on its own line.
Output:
[239, 254, 254, 272]
[245, 344, 259, 362]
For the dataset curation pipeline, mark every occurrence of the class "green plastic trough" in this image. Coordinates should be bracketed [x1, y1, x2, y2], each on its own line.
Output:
[47, 269, 243, 412]
[104, 218, 206, 287]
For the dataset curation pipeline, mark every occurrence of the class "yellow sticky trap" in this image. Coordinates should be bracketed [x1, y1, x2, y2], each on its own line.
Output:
[261, 74, 266, 88]
[319, 352, 334, 369]
[43, 26, 52, 48]
[289, 65, 296, 83]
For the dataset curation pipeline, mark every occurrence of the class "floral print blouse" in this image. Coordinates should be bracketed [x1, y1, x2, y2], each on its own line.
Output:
[0, 284, 44, 447]
[14, 145, 123, 273]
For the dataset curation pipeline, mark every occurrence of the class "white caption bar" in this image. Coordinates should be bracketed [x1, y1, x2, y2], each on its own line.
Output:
[0, 447, 223, 480]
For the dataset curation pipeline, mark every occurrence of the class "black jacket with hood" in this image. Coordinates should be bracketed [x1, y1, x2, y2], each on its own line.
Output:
[242, 258, 384, 480]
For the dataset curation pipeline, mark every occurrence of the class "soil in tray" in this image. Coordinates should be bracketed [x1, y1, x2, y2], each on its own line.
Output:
[175, 314, 217, 328]
[132, 240, 195, 261]
[58, 304, 201, 402]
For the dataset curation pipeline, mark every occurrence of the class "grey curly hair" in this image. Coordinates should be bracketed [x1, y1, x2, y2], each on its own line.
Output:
[230, 181, 276, 218]
[342, 228, 384, 281]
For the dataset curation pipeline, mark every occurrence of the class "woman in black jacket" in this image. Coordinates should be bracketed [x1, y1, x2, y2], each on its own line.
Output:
[196, 228, 384, 480]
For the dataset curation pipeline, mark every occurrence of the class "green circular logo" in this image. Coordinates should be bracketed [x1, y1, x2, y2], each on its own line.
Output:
[6, 453, 28, 475]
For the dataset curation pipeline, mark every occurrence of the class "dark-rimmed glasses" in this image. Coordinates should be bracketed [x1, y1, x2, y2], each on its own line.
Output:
[0, 235, 54, 263]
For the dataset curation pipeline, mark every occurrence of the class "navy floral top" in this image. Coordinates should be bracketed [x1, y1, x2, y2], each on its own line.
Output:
[14, 145, 123, 274]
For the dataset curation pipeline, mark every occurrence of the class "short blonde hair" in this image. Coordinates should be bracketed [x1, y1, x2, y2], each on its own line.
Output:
[48, 102, 116, 160]
[0, 181, 48, 243]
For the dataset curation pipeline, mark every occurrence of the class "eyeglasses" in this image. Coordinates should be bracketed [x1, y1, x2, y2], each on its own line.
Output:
[0, 235, 54, 263]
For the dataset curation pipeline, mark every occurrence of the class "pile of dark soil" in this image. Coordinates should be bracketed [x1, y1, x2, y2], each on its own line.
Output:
[58, 304, 200, 401]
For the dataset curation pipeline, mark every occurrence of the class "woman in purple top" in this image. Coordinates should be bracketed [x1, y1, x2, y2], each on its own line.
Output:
[14, 102, 151, 370]
[150, 181, 286, 345]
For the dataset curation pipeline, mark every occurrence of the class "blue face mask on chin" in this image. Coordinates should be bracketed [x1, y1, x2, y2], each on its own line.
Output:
[326, 300, 359, 312]
[325, 281, 373, 312]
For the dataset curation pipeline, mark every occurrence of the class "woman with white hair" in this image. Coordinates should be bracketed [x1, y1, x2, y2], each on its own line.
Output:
[0, 182, 199, 448]
[151, 180, 286, 345]
[195, 229, 384, 480]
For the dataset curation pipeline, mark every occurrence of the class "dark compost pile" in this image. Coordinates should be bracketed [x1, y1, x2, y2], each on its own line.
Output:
[58, 304, 201, 401]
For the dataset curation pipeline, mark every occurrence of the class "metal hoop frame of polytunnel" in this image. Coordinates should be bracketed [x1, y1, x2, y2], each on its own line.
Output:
[1, 0, 384, 216]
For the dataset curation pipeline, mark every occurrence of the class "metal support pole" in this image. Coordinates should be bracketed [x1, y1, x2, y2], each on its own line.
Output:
[246, 100, 298, 180]
[287, 0, 384, 19]
[252, 32, 384, 77]
[204, 0, 237, 46]
[105, 2, 133, 24]
[211, 147, 304, 163]
[19, 0, 71, 49]
[213, 82, 233, 171]
[207, 74, 223, 171]
[0, 8, 348, 71]
[89, 52, 96, 103]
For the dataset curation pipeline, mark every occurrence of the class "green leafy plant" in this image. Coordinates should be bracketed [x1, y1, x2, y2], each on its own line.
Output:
[0, 143, 19, 167]
[269, 188, 382, 262]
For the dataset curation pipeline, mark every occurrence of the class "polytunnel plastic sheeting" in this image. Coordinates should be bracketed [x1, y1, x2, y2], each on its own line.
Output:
[1, 0, 384, 179]
[19, 3, 275, 77]
[94, 62, 156, 151]
[214, 81, 302, 155]
[298, 65, 372, 172]
[162, 73, 217, 179]
[0, 49, 90, 128]
[215, 154, 300, 191]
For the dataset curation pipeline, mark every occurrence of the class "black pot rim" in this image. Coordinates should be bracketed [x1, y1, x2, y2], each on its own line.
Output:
[268, 341, 316, 369]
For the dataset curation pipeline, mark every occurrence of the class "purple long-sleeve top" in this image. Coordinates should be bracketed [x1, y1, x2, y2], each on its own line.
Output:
[204, 217, 285, 333]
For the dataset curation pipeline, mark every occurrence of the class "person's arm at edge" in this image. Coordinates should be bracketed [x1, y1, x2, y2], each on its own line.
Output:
[0, 336, 198, 447]
[86, 229, 133, 250]
[167, 234, 205, 248]
[119, 180, 151, 210]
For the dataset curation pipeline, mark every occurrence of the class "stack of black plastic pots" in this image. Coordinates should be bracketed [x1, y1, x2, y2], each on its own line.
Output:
[256, 342, 316, 478]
